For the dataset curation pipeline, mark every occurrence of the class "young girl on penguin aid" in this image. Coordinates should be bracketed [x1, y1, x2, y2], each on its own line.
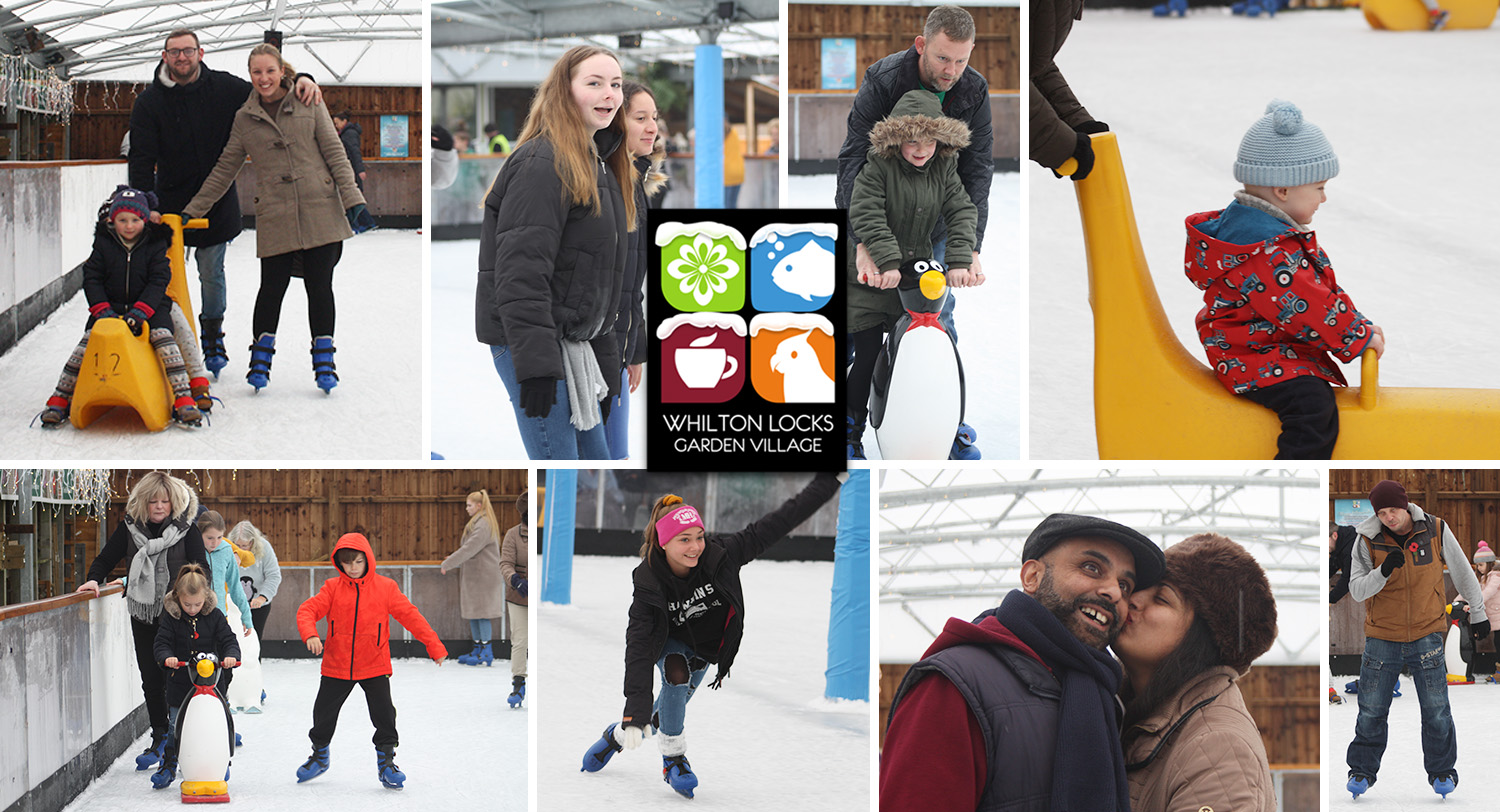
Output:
[843, 89, 979, 461]
[294, 532, 447, 790]
[1184, 100, 1385, 460]
[37, 185, 212, 428]
[150, 562, 240, 790]
[580, 472, 847, 799]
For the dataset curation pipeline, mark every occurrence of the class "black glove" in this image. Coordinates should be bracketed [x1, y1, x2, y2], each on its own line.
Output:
[510, 573, 528, 597]
[518, 377, 557, 419]
[345, 203, 368, 230]
[432, 124, 454, 152]
[122, 307, 150, 336]
[1380, 551, 1406, 577]
[1473, 618, 1492, 640]
[1052, 131, 1097, 181]
[1076, 120, 1110, 135]
[600, 394, 613, 425]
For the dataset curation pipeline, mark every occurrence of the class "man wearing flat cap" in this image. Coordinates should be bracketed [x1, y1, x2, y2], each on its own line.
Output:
[881, 513, 1166, 812]
[1346, 479, 1490, 800]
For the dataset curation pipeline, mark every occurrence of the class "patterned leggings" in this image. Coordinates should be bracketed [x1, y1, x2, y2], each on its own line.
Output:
[51, 327, 192, 406]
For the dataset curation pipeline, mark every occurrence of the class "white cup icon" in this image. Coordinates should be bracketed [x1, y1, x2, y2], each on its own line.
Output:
[675, 346, 738, 388]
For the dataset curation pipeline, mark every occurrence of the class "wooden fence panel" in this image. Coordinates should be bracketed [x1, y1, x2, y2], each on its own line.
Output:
[787, 5, 1018, 93]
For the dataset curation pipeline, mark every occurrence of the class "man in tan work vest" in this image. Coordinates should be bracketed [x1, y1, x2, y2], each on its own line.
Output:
[1346, 479, 1490, 801]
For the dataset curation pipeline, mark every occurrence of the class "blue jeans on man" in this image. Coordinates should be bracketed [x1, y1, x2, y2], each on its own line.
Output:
[194, 242, 230, 321]
[490, 345, 610, 460]
[1347, 632, 1457, 781]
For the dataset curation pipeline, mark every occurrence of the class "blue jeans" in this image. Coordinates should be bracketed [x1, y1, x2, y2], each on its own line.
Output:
[928, 219, 958, 342]
[469, 618, 492, 641]
[652, 638, 708, 737]
[194, 242, 230, 320]
[724, 184, 741, 209]
[1347, 633, 1457, 779]
[490, 345, 610, 460]
[605, 367, 630, 460]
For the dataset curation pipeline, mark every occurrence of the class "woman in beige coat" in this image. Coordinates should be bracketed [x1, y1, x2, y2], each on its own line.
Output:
[441, 489, 505, 667]
[499, 489, 528, 705]
[184, 43, 365, 394]
[1113, 533, 1279, 812]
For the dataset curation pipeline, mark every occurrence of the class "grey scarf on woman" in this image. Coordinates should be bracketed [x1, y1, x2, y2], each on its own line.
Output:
[125, 519, 187, 623]
[560, 339, 609, 430]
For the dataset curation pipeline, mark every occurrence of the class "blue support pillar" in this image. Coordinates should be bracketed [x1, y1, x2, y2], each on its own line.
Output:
[541, 470, 577, 605]
[693, 41, 724, 208]
[825, 470, 870, 701]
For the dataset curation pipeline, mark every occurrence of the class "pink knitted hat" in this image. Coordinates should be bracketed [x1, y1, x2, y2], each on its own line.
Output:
[1474, 541, 1495, 565]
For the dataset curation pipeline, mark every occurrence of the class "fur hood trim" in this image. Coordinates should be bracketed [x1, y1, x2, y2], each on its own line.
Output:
[867, 112, 971, 159]
[637, 147, 669, 198]
[162, 586, 218, 620]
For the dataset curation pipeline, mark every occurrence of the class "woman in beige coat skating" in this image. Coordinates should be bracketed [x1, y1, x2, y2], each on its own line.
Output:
[441, 489, 506, 667]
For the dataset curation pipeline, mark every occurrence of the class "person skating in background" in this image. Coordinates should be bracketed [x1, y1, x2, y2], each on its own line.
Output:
[581, 474, 845, 798]
[1184, 100, 1384, 460]
[1346, 480, 1490, 799]
[77, 472, 208, 772]
[228, 520, 282, 642]
[843, 88, 979, 461]
[183, 43, 365, 394]
[1331, 521, 1357, 605]
[149, 563, 241, 790]
[1032, 0, 1109, 181]
[295, 533, 446, 789]
[500, 489, 530, 707]
[38, 186, 209, 428]
[1475, 542, 1500, 683]
[332, 109, 378, 233]
[441, 490, 506, 667]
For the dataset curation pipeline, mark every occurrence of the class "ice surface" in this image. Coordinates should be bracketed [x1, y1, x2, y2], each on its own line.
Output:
[1030, 9, 1500, 458]
[539, 555, 871, 810]
[1, 231, 422, 459]
[63, 658, 526, 810]
[786, 172, 1022, 459]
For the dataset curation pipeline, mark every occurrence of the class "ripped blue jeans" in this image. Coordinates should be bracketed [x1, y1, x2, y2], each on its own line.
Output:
[1347, 632, 1457, 779]
[652, 638, 709, 737]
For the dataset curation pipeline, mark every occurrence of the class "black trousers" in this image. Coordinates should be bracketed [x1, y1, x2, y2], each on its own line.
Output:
[131, 616, 170, 739]
[846, 327, 884, 424]
[250, 604, 271, 641]
[309, 675, 398, 748]
[1242, 375, 1338, 460]
[253, 241, 343, 337]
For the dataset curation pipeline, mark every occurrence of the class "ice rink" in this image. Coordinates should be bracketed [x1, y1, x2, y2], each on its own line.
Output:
[63, 657, 525, 810]
[539, 555, 871, 810]
[1030, 9, 1500, 459]
[788, 172, 1022, 460]
[1, 230, 423, 459]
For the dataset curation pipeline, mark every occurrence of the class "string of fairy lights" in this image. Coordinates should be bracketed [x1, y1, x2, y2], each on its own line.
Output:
[0, 54, 75, 120]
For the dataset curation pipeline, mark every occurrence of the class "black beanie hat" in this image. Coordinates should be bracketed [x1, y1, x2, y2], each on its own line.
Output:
[1369, 480, 1408, 513]
[1165, 533, 1278, 673]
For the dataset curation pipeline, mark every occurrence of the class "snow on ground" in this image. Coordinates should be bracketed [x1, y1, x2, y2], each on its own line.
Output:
[788, 173, 1022, 459]
[1, 231, 422, 459]
[1325, 677, 1498, 809]
[429, 239, 647, 461]
[1031, 9, 1500, 458]
[539, 555, 871, 810]
[64, 658, 526, 810]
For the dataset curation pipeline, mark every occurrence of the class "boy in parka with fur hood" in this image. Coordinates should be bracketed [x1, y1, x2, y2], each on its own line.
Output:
[845, 88, 979, 459]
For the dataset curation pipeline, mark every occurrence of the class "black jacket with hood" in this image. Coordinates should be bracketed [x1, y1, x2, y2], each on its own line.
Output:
[615, 148, 669, 368]
[128, 61, 250, 247]
[620, 474, 842, 727]
[476, 129, 629, 395]
[81, 218, 177, 331]
[338, 120, 368, 177]
[834, 46, 993, 252]
[154, 587, 241, 702]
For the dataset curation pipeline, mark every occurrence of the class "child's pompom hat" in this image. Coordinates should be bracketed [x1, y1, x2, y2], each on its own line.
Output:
[106, 184, 157, 222]
[1475, 541, 1496, 565]
[1234, 100, 1339, 188]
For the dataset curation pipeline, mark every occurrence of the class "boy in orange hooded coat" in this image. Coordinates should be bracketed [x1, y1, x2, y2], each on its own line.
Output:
[294, 532, 447, 789]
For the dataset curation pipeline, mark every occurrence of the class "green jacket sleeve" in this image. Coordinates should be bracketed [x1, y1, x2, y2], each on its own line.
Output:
[849, 159, 903, 272]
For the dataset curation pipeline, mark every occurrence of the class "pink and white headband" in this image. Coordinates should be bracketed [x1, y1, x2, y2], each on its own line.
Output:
[656, 505, 704, 546]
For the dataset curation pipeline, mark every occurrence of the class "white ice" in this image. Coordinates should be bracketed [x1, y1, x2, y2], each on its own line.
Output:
[1030, 9, 1500, 459]
[539, 555, 871, 810]
[1325, 676, 1499, 809]
[63, 657, 526, 810]
[429, 239, 648, 460]
[787, 172, 1023, 459]
[0, 231, 422, 459]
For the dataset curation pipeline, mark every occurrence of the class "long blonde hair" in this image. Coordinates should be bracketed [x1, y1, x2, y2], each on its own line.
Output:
[638, 494, 686, 563]
[466, 490, 501, 540]
[125, 471, 191, 524]
[247, 43, 296, 91]
[512, 45, 636, 229]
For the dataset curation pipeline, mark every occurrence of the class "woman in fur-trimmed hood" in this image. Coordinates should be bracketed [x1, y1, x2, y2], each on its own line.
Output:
[846, 89, 979, 335]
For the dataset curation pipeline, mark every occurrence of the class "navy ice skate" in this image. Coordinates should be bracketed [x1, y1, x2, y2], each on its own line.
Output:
[1432, 772, 1457, 798]
[949, 422, 980, 460]
[296, 745, 330, 782]
[1347, 773, 1371, 799]
[457, 642, 482, 665]
[377, 746, 405, 789]
[508, 675, 526, 708]
[663, 755, 697, 799]
[135, 733, 167, 770]
[311, 336, 339, 393]
[247, 333, 276, 391]
[150, 754, 178, 789]
[581, 724, 623, 772]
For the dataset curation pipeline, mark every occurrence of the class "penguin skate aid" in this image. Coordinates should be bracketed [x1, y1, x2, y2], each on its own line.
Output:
[580, 474, 846, 798]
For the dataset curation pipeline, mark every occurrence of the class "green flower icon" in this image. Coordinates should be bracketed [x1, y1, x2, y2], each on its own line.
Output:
[658, 223, 746, 312]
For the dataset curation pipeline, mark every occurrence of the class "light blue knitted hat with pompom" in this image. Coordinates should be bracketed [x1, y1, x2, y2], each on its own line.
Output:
[1233, 100, 1339, 187]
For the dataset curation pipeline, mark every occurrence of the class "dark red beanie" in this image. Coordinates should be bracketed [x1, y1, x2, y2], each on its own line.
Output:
[1369, 480, 1408, 512]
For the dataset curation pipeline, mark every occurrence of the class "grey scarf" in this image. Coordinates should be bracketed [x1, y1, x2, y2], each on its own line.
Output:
[125, 519, 187, 623]
[560, 339, 609, 431]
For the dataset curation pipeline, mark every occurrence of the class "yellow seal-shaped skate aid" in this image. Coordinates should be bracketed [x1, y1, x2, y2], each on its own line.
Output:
[919, 270, 946, 300]
[196, 658, 216, 679]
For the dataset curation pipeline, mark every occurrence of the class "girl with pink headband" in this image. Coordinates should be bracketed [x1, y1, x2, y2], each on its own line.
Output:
[580, 472, 845, 798]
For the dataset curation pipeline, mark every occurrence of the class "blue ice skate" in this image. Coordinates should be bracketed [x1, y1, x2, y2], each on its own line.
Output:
[377, 746, 405, 789]
[581, 724, 623, 772]
[663, 755, 698, 799]
[508, 676, 526, 708]
[296, 745, 330, 782]
[1432, 772, 1457, 798]
[1347, 773, 1371, 799]
[135, 733, 167, 770]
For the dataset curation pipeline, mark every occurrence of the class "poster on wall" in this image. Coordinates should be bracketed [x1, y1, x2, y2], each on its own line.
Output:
[648, 211, 845, 472]
[380, 115, 409, 157]
[820, 38, 857, 90]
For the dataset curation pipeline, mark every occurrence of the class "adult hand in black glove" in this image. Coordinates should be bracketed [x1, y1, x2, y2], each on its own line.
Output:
[1052, 131, 1097, 181]
[1473, 618, 1491, 641]
[1380, 551, 1406, 577]
[518, 377, 556, 419]
[510, 573, 528, 597]
[1076, 120, 1110, 135]
[432, 124, 454, 152]
[122, 307, 150, 336]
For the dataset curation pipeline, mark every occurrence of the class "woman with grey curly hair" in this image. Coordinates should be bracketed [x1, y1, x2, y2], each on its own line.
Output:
[228, 519, 282, 641]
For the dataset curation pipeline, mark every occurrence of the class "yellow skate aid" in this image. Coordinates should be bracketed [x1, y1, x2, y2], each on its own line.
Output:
[69, 319, 174, 431]
[1363, 0, 1497, 29]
